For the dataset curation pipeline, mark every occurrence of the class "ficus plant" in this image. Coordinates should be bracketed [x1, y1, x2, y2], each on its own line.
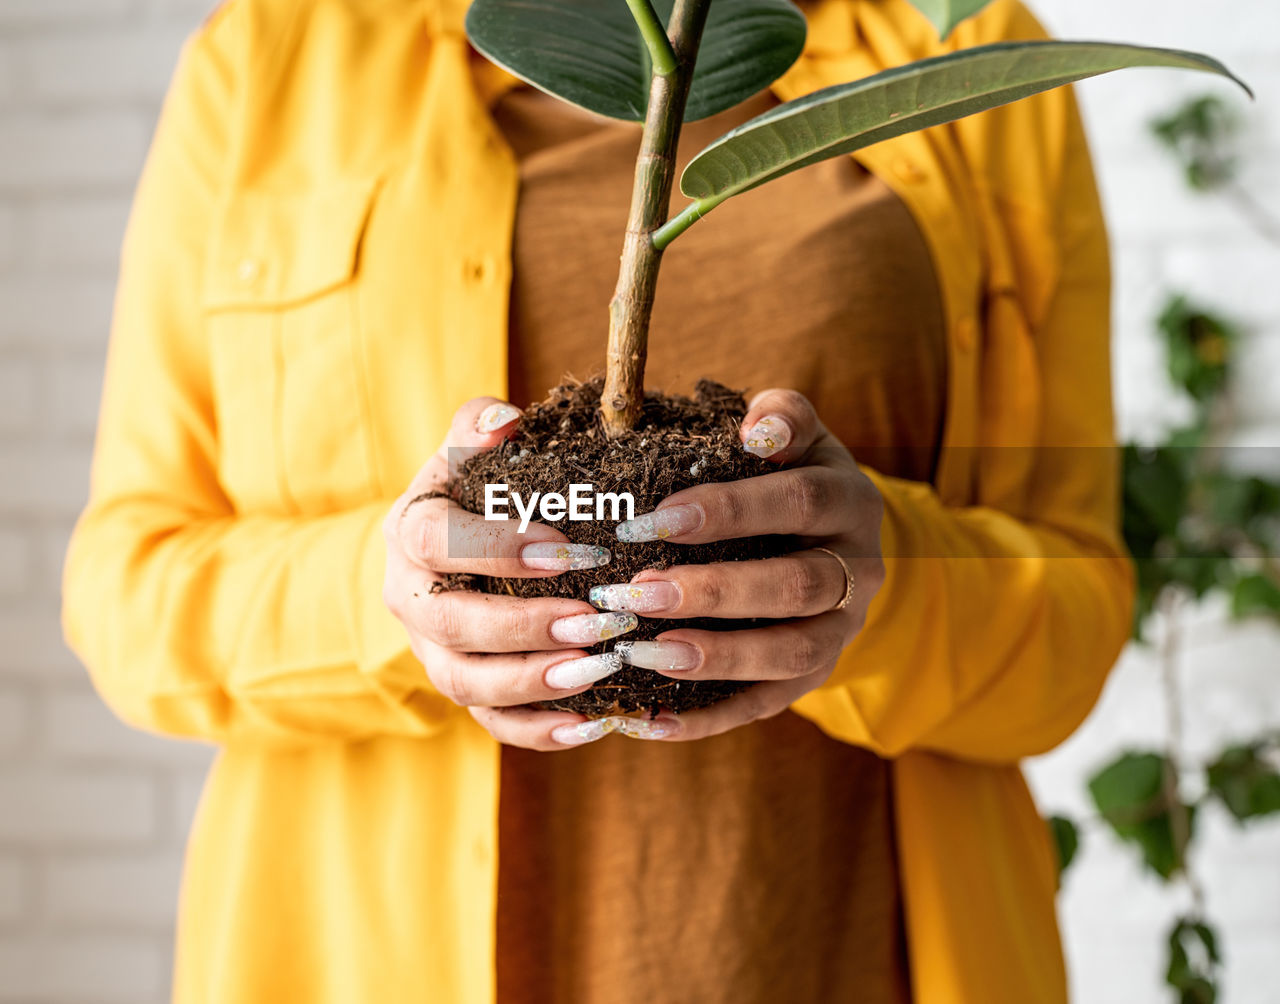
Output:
[449, 2, 1254, 719]
[463, 0, 1250, 435]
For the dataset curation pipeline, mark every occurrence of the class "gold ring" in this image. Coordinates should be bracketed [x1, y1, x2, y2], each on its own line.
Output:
[812, 546, 854, 612]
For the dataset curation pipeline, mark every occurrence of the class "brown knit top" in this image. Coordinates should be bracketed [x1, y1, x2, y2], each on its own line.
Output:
[490, 81, 947, 1004]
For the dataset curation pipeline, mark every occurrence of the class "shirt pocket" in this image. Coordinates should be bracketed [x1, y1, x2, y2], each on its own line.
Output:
[202, 178, 381, 515]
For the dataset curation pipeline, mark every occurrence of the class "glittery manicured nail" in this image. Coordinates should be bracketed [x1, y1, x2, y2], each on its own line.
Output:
[615, 504, 702, 543]
[476, 403, 521, 433]
[743, 415, 792, 458]
[551, 716, 676, 745]
[545, 653, 624, 691]
[616, 716, 678, 740]
[550, 611, 637, 645]
[589, 581, 680, 614]
[521, 542, 611, 571]
[614, 639, 700, 672]
[552, 719, 614, 745]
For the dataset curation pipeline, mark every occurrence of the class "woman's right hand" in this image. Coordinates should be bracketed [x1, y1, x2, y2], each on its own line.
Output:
[381, 397, 662, 750]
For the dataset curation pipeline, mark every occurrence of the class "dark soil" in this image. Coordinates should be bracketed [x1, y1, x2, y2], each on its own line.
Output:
[442, 378, 790, 718]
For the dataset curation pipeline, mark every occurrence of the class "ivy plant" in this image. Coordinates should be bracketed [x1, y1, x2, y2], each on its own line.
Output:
[1047, 92, 1280, 1004]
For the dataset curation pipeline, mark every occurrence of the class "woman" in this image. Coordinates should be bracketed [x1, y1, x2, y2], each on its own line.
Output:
[62, 0, 1134, 1000]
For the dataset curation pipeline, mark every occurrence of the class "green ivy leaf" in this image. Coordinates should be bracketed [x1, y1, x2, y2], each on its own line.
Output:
[1151, 94, 1241, 193]
[1166, 916, 1220, 1004]
[1198, 471, 1280, 531]
[1124, 444, 1191, 546]
[1168, 551, 1228, 600]
[903, 0, 992, 39]
[1206, 743, 1280, 821]
[1046, 815, 1080, 877]
[1088, 752, 1193, 880]
[1158, 295, 1235, 405]
[1166, 424, 1208, 450]
[1231, 573, 1280, 620]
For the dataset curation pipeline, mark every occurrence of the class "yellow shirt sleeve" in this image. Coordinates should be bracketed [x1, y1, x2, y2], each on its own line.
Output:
[795, 1, 1135, 763]
[61, 7, 453, 747]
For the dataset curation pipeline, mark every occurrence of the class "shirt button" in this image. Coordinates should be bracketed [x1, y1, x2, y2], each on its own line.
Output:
[237, 257, 263, 283]
[892, 159, 927, 185]
[463, 255, 494, 284]
[955, 316, 977, 352]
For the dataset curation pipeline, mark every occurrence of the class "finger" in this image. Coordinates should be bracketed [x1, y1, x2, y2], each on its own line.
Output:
[399, 493, 612, 577]
[468, 705, 592, 752]
[611, 612, 849, 682]
[409, 396, 524, 499]
[740, 388, 825, 463]
[470, 705, 683, 751]
[549, 712, 682, 746]
[444, 395, 524, 477]
[426, 643, 628, 708]
[406, 590, 636, 653]
[589, 549, 847, 620]
[653, 672, 822, 743]
[615, 466, 856, 544]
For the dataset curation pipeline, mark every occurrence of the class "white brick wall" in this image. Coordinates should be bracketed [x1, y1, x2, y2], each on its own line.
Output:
[1029, 2, 1280, 1002]
[0, 1, 1275, 1001]
[0, 3, 210, 1000]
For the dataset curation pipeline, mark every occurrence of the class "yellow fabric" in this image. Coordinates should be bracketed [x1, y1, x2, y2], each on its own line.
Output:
[61, 0, 1133, 1001]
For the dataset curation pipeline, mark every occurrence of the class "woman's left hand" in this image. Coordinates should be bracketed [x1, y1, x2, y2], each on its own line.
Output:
[567, 388, 885, 744]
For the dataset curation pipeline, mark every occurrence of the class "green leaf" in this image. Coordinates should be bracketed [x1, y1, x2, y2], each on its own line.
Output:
[1157, 295, 1235, 404]
[1046, 815, 1079, 877]
[1196, 471, 1280, 557]
[1206, 743, 1280, 821]
[1088, 751, 1194, 880]
[1166, 549, 1230, 601]
[665, 41, 1249, 242]
[1166, 917, 1220, 1004]
[1151, 94, 1241, 193]
[1124, 444, 1190, 546]
[1166, 424, 1208, 451]
[1231, 573, 1280, 619]
[1090, 752, 1165, 820]
[464, 0, 807, 122]
[904, 0, 993, 40]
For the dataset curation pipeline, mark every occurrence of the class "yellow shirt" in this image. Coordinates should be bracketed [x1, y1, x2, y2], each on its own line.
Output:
[61, 0, 1134, 1001]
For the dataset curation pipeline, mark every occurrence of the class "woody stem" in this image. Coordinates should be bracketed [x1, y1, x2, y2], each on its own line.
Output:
[600, 0, 711, 436]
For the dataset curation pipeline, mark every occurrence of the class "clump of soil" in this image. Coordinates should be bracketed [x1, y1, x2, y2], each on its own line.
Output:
[443, 377, 789, 717]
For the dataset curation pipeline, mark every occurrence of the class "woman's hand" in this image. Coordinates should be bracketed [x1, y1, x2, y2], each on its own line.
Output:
[586, 388, 885, 743]
[383, 390, 884, 750]
[383, 397, 649, 750]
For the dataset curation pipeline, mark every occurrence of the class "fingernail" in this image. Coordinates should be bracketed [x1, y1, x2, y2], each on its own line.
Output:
[588, 581, 680, 613]
[617, 716, 679, 740]
[545, 652, 624, 691]
[551, 716, 677, 746]
[614, 639, 701, 672]
[743, 415, 792, 458]
[476, 403, 521, 433]
[615, 504, 702, 543]
[552, 719, 614, 745]
[550, 611, 638, 645]
[521, 542, 611, 571]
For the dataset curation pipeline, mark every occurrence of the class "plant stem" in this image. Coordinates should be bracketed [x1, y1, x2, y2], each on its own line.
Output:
[600, 0, 711, 436]
[1226, 182, 1280, 246]
[1159, 588, 1207, 918]
[651, 196, 718, 251]
[625, 0, 678, 77]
